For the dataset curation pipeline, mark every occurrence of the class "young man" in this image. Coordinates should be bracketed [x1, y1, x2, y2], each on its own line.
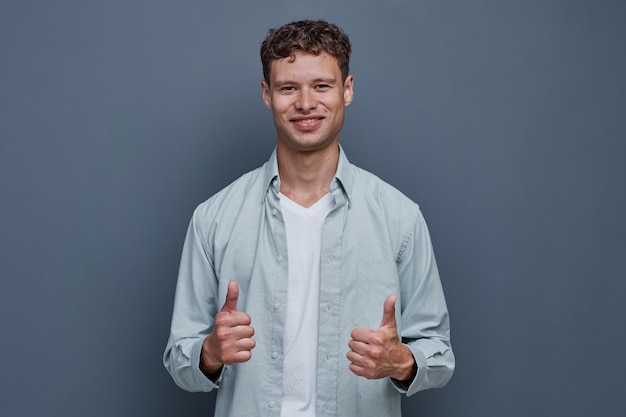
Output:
[164, 20, 454, 416]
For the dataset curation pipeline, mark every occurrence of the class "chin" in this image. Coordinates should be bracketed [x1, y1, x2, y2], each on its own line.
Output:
[287, 137, 336, 152]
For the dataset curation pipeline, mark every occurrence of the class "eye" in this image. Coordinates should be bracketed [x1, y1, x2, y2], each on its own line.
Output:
[280, 86, 295, 92]
[315, 84, 330, 90]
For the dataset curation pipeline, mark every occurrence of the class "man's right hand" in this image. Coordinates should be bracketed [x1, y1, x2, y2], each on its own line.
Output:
[200, 281, 255, 379]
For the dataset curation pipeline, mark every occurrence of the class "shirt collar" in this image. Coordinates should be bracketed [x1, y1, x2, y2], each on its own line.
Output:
[333, 144, 353, 206]
[262, 144, 353, 205]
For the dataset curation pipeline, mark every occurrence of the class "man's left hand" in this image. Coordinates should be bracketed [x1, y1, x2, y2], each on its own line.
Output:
[347, 294, 417, 384]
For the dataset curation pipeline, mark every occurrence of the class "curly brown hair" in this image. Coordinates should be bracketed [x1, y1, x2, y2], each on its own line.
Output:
[260, 20, 352, 84]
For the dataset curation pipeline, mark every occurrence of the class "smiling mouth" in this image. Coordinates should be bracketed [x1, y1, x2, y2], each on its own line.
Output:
[290, 116, 324, 131]
[292, 117, 323, 123]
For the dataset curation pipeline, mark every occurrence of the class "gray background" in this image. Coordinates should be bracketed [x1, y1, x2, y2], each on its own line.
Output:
[1, 1, 624, 416]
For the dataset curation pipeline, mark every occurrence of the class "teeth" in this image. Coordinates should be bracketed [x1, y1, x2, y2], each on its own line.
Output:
[298, 118, 319, 123]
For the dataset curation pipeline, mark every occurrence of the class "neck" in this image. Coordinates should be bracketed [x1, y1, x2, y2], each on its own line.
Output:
[277, 144, 339, 208]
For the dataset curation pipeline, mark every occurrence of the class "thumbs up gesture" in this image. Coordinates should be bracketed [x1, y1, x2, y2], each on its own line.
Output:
[200, 281, 256, 378]
[347, 294, 416, 383]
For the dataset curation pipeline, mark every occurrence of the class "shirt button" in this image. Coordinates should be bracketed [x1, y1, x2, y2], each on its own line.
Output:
[268, 400, 276, 408]
[273, 303, 280, 310]
[271, 209, 278, 216]
[271, 352, 279, 359]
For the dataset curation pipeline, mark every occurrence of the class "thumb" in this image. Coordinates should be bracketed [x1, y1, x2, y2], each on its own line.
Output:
[221, 281, 239, 313]
[379, 294, 397, 329]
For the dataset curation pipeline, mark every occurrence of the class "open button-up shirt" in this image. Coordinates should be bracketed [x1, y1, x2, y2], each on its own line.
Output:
[163, 146, 454, 416]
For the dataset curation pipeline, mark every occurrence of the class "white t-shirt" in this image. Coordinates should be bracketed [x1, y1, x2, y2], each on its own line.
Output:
[279, 192, 335, 417]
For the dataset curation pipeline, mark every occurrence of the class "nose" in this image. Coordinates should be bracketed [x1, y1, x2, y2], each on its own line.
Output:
[295, 88, 316, 111]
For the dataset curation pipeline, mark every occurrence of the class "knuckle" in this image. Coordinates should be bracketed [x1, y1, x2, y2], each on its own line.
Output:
[216, 329, 230, 343]
[214, 314, 229, 327]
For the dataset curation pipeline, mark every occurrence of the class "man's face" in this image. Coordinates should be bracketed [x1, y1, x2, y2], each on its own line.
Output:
[261, 52, 354, 153]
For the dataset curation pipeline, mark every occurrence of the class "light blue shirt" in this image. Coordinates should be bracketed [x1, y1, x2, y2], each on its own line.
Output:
[163, 146, 454, 416]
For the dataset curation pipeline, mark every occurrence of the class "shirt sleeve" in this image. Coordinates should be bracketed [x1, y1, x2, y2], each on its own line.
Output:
[393, 207, 455, 396]
[163, 209, 222, 392]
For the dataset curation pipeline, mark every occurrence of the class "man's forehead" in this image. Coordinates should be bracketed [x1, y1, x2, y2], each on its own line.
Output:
[269, 52, 340, 78]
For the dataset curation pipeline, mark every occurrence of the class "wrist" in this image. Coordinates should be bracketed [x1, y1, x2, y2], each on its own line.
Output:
[391, 345, 417, 384]
[200, 335, 224, 379]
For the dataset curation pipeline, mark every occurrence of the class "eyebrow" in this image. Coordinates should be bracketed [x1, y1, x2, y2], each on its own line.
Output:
[311, 77, 337, 84]
[272, 77, 338, 87]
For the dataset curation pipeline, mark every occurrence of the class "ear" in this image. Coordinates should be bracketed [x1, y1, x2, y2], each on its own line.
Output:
[261, 80, 272, 109]
[343, 74, 354, 107]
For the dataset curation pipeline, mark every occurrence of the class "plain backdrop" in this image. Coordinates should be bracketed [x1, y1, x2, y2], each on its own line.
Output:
[1, 1, 625, 416]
